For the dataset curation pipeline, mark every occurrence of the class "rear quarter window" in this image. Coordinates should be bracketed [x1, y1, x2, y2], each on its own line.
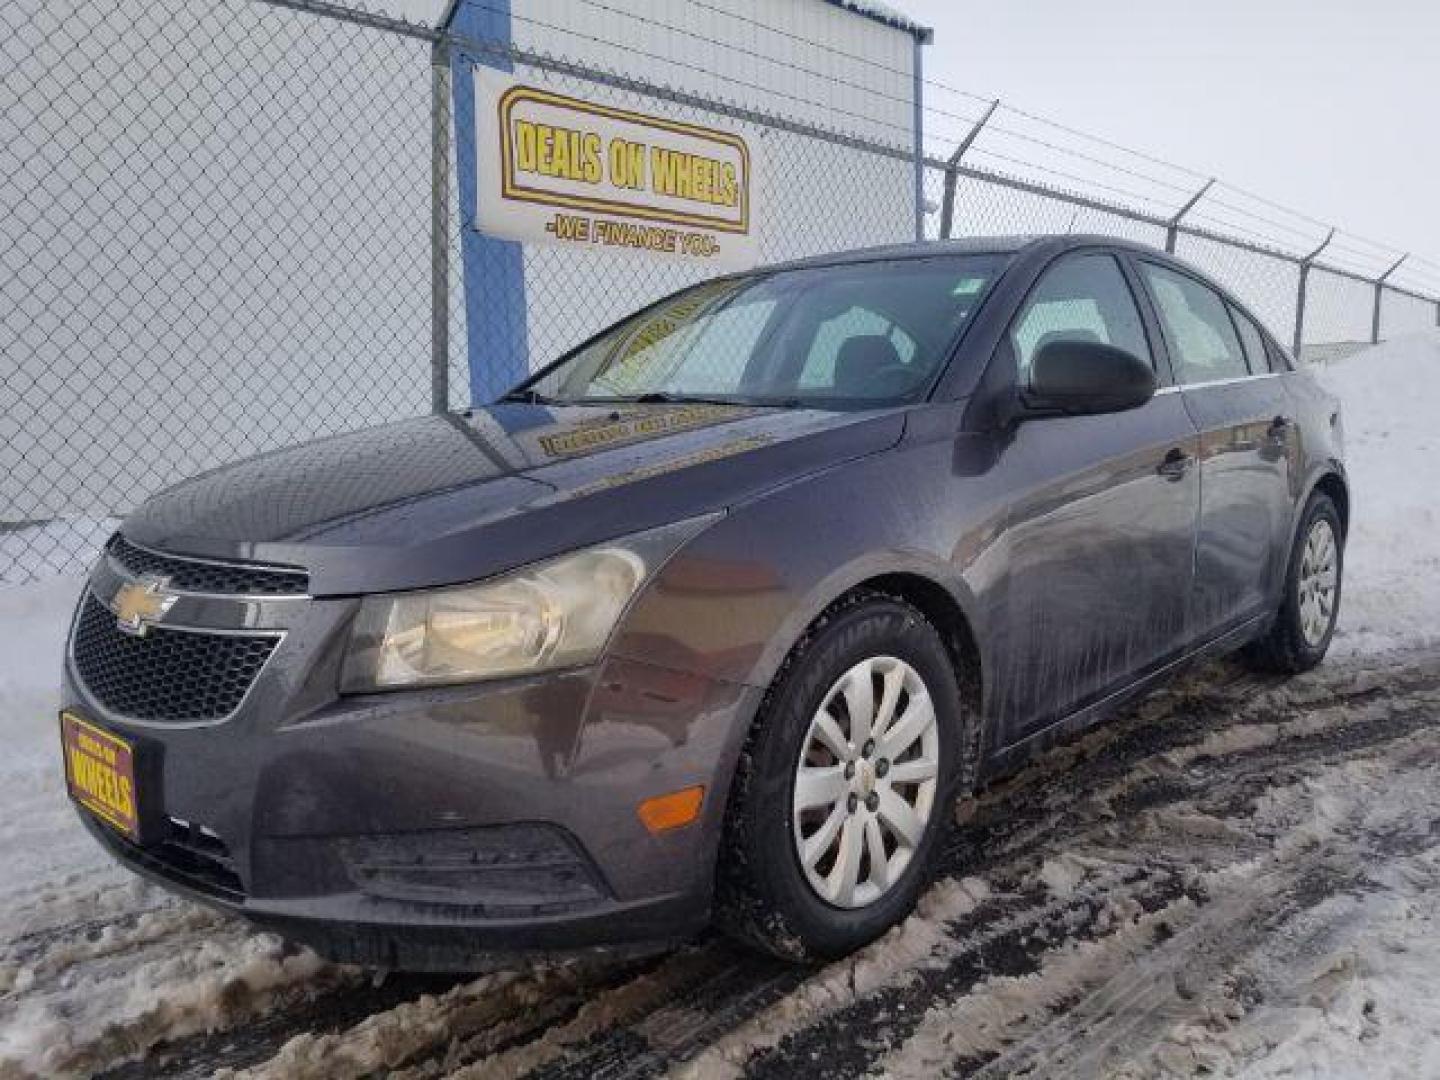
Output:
[1228, 303, 1272, 375]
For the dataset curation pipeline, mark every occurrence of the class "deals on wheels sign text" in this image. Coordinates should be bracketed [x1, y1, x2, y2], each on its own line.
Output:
[474, 70, 757, 267]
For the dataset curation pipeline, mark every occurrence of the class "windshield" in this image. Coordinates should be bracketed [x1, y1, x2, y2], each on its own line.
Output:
[516, 256, 1006, 408]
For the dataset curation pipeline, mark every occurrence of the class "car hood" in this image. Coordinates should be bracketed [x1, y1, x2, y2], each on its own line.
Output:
[121, 401, 906, 594]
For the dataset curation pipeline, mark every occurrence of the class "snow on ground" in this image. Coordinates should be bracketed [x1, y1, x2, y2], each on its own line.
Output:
[0, 573, 105, 918]
[0, 334, 1436, 1077]
[1313, 335, 1440, 657]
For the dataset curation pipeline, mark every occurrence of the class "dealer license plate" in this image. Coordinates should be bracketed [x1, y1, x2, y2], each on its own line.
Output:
[60, 710, 141, 842]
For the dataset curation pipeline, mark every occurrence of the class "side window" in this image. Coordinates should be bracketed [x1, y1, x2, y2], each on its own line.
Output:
[1228, 304, 1271, 374]
[1010, 254, 1152, 383]
[1140, 263, 1249, 384]
[799, 306, 917, 390]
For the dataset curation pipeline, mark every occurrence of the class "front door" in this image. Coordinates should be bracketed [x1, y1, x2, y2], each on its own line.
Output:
[991, 252, 1201, 743]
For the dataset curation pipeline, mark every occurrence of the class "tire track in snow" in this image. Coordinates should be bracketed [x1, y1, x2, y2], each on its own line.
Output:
[102, 954, 666, 1080]
[228, 944, 732, 1080]
[964, 824, 1440, 1078]
[744, 869, 1199, 1080]
[96, 970, 471, 1080]
[872, 693, 1440, 1076]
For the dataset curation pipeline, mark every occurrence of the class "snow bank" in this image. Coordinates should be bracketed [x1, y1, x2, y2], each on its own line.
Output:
[1313, 333, 1440, 657]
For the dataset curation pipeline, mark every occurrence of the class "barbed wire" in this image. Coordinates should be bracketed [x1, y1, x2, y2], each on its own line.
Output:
[967, 121, 1198, 200]
[1199, 196, 1325, 246]
[1184, 213, 1307, 257]
[555, 0, 1001, 136]
[963, 147, 1180, 214]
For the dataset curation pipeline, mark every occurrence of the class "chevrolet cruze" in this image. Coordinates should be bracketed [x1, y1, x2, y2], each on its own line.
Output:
[60, 236, 1347, 967]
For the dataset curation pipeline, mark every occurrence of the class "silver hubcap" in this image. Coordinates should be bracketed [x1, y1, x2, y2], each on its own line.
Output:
[1298, 518, 1339, 646]
[792, 656, 940, 909]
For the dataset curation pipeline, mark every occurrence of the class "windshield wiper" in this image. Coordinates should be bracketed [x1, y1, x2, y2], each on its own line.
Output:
[498, 388, 561, 405]
[581, 392, 803, 408]
[633, 391, 708, 403]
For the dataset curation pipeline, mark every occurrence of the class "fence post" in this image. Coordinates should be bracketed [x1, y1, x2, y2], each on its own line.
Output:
[429, 37, 452, 415]
[911, 34, 927, 241]
[1371, 253, 1408, 345]
[1292, 229, 1335, 359]
[938, 99, 998, 240]
[1164, 178, 1214, 254]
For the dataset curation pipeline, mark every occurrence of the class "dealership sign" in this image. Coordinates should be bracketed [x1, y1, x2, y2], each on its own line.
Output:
[474, 70, 757, 267]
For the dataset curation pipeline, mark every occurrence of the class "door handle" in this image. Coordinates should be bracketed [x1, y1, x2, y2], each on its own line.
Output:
[1157, 447, 1193, 481]
[1267, 415, 1291, 441]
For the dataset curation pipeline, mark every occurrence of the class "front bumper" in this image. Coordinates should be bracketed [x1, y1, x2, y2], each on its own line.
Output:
[62, 575, 762, 970]
[75, 811, 700, 969]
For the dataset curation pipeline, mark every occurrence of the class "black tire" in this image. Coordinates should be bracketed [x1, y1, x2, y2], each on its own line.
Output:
[715, 591, 970, 961]
[1244, 489, 1344, 674]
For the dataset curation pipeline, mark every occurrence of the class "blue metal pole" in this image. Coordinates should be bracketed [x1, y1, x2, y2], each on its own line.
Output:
[443, 0, 529, 405]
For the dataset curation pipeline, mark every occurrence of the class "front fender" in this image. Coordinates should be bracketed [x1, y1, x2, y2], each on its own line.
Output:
[606, 437, 992, 694]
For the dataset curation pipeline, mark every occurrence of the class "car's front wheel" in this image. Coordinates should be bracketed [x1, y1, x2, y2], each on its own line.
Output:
[716, 592, 967, 960]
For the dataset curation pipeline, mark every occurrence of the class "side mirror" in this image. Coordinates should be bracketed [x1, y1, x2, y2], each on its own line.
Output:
[1022, 339, 1157, 416]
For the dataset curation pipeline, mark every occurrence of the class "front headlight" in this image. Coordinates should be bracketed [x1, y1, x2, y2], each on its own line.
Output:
[339, 516, 716, 691]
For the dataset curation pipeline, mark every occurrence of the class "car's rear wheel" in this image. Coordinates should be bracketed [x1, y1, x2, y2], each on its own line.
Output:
[1244, 489, 1344, 673]
[715, 591, 968, 960]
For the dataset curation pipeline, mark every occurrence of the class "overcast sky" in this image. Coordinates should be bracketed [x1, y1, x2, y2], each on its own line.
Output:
[903, 0, 1440, 282]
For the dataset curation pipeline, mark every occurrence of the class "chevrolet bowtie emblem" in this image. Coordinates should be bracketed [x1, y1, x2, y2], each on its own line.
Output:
[111, 576, 178, 637]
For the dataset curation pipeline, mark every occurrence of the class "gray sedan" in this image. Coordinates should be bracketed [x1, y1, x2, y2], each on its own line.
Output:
[60, 235, 1346, 967]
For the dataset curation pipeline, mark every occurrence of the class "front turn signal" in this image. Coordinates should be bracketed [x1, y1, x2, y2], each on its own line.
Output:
[637, 786, 705, 834]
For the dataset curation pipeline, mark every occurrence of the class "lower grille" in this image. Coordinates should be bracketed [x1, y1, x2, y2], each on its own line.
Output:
[116, 819, 245, 903]
[339, 825, 609, 916]
[71, 594, 279, 723]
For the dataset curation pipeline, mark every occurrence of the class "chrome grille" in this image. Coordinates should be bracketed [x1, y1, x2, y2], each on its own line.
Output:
[107, 534, 307, 596]
[71, 594, 279, 723]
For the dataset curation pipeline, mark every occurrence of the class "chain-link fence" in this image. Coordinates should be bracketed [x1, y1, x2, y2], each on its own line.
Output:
[4, 0, 439, 579]
[4, 0, 1438, 583]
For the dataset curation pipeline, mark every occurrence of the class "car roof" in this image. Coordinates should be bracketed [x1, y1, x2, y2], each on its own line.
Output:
[761, 234, 1164, 273]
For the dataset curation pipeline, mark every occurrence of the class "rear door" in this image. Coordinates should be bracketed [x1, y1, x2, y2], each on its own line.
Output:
[992, 252, 1201, 743]
[1135, 260, 1294, 638]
